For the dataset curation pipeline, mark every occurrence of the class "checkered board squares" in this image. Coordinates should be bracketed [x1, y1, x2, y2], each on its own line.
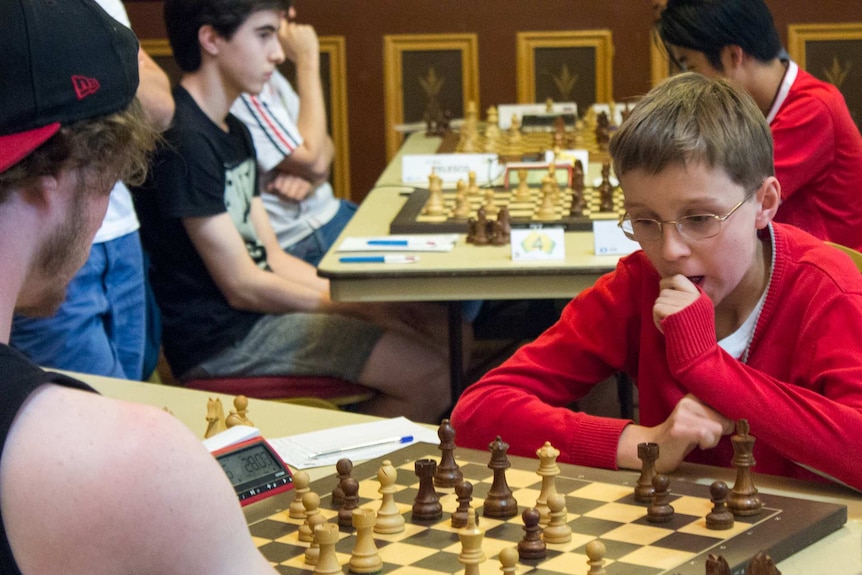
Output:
[248, 443, 846, 575]
[389, 187, 624, 235]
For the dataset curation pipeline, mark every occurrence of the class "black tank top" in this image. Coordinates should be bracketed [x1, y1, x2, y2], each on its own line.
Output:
[0, 345, 95, 575]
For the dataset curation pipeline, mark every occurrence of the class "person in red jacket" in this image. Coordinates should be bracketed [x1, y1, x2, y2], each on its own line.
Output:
[657, 0, 862, 250]
[451, 73, 862, 491]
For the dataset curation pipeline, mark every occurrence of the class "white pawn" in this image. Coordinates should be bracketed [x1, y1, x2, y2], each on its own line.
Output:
[375, 460, 405, 534]
[304, 513, 327, 565]
[289, 470, 310, 519]
[542, 493, 571, 544]
[349, 508, 383, 574]
[586, 539, 607, 575]
[298, 491, 321, 543]
[499, 546, 518, 575]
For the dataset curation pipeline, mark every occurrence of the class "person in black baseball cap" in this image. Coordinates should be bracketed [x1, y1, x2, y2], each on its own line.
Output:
[0, 2, 278, 573]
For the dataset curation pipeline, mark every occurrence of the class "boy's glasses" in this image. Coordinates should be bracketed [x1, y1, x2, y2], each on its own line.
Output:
[618, 185, 761, 244]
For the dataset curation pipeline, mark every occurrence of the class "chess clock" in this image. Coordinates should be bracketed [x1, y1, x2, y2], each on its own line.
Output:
[212, 437, 294, 507]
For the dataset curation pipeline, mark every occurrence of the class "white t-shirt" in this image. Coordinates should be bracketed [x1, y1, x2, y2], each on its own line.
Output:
[93, 0, 140, 244]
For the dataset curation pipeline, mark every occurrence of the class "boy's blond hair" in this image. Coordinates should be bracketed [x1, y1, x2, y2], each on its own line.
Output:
[610, 73, 773, 191]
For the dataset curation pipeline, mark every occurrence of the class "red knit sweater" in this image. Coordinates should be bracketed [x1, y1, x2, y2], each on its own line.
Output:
[451, 224, 862, 489]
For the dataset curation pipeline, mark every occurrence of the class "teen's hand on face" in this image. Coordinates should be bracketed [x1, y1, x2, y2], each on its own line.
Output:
[267, 172, 313, 201]
[649, 394, 735, 473]
[278, 20, 319, 63]
[653, 274, 701, 333]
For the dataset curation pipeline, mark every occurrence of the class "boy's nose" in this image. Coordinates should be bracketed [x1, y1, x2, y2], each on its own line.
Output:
[659, 224, 690, 260]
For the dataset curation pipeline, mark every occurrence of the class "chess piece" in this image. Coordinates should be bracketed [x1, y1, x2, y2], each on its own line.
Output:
[585, 539, 607, 575]
[705, 553, 731, 575]
[496, 206, 511, 244]
[457, 505, 485, 575]
[646, 474, 674, 523]
[434, 419, 463, 488]
[299, 491, 322, 542]
[635, 442, 659, 503]
[535, 441, 560, 524]
[204, 397, 226, 438]
[412, 458, 443, 520]
[536, 178, 558, 220]
[517, 508, 546, 560]
[338, 477, 360, 527]
[542, 493, 571, 544]
[452, 180, 471, 220]
[728, 419, 763, 517]
[332, 458, 353, 507]
[483, 188, 499, 217]
[483, 436, 518, 518]
[472, 206, 490, 245]
[304, 513, 327, 565]
[313, 523, 342, 575]
[288, 469, 310, 519]
[375, 460, 405, 534]
[225, 395, 253, 428]
[705, 481, 735, 530]
[467, 170, 480, 197]
[423, 172, 446, 216]
[451, 480, 474, 528]
[745, 551, 781, 575]
[349, 508, 383, 574]
[598, 160, 615, 213]
[498, 546, 518, 575]
[514, 168, 531, 201]
[508, 114, 522, 146]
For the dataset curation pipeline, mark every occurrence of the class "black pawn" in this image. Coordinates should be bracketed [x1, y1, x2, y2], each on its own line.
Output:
[451, 480, 474, 528]
[518, 508, 546, 560]
[705, 481, 735, 530]
[434, 419, 463, 488]
[646, 474, 674, 523]
[332, 458, 353, 507]
[338, 476, 359, 527]
[483, 436, 518, 518]
[412, 459, 443, 521]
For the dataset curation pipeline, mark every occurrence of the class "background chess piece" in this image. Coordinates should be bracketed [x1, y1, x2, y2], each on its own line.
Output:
[483, 436, 518, 518]
[349, 508, 383, 574]
[289, 469, 310, 519]
[457, 506, 485, 575]
[434, 419, 463, 487]
[451, 480, 474, 529]
[646, 474, 674, 523]
[518, 508, 546, 560]
[225, 395, 253, 428]
[706, 481, 735, 530]
[332, 458, 353, 507]
[412, 458, 443, 520]
[535, 441, 560, 524]
[375, 460, 405, 534]
[313, 523, 342, 575]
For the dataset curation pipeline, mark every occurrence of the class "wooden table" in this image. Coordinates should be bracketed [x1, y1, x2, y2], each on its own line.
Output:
[317, 132, 622, 397]
[85, 373, 862, 574]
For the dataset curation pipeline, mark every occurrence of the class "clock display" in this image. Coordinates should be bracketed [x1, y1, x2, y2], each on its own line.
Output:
[214, 438, 293, 504]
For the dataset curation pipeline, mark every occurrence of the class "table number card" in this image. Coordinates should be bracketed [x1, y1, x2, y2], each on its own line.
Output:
[511, 226, 566, 261]
[592, 219, 639, 256]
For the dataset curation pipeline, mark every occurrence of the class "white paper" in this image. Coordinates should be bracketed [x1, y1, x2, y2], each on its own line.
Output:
[337, 235, 459, 252]
[269, 417, 439, 469]
[202, 425, 261, 453]
[402, 153, 501, 184]
[593, 219, 639, 256]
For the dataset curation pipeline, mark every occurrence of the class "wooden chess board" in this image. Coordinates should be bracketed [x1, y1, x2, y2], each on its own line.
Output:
[248, 443, 847, 575]
[437, 124, 609, 163]
[389, 186, 624, 235]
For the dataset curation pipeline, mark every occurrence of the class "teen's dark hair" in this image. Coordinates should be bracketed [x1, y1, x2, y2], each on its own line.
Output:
[658, 0, 782, 71]
[164, 0, 288, 72]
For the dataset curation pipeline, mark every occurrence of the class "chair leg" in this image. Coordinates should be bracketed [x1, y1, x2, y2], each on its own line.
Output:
[616, 372, 634, 420]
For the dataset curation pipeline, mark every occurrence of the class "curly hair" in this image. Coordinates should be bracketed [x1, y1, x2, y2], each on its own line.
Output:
[0, 99, 157, 201]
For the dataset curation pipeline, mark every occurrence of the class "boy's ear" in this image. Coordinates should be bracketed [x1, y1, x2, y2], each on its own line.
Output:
[754, 177, 780, 229]
[721, 45, 747, 71]
[198, 24, 220, 57]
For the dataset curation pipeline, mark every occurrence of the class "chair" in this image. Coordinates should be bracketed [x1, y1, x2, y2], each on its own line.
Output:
[150, 351, 375, 411]
[825, 241, 862, 272]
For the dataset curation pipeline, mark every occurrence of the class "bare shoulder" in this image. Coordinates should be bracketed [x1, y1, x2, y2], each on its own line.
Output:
[1, 384, 275, 575]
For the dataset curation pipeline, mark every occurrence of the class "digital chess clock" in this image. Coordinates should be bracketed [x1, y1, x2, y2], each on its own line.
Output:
[212, 437, 294, 507]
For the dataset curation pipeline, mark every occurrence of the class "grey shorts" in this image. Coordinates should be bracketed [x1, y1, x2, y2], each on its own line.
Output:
[181, 312, 384, 382]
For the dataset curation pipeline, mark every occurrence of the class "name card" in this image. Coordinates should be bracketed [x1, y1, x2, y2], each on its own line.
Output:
[511, 226, 566, 261]
[402, 153, 500, 185]
[592, 219, 639, 256]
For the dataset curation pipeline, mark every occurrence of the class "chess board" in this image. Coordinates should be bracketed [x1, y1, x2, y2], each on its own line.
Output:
[248, 443, 847, 575]
[389, 186, 624, 235]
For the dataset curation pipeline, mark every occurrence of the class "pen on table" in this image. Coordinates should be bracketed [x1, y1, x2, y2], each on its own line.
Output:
[339, 256, 419, 264]
[367, 239, 438, 247]
[308, 435, 414, 458]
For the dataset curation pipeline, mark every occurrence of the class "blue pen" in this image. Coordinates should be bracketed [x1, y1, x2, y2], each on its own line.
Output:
[339, 256, 419, 264]
[367, 239, 438, 246]
[309, 435, 414, 458]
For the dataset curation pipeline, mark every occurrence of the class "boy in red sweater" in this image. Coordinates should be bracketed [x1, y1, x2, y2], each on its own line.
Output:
[451, 73, 862, 490]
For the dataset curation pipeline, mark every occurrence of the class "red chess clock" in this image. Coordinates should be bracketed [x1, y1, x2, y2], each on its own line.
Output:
[212, 436, 294, 507]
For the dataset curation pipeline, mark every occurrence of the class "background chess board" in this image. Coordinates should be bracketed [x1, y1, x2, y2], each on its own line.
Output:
[389, 186, 624, 235]
[248, 443, 846, 575]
